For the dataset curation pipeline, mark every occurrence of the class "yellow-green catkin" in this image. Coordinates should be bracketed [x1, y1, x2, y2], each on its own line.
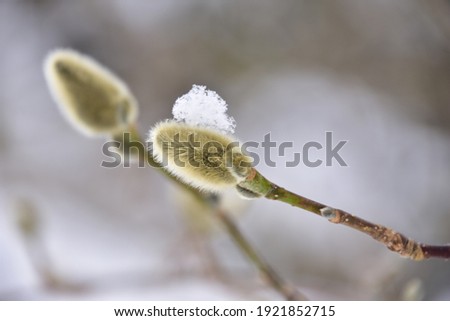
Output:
[149, 121, 253, 192]
[44, 49, 138, 136]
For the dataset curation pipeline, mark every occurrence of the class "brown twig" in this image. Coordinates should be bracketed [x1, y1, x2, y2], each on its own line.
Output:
[238, 169, 450, 261]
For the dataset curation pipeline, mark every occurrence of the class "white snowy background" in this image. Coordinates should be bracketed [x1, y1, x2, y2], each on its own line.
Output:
[0, 0, 449, 300]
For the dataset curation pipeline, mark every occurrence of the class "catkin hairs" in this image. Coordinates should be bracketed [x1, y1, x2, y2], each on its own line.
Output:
[149, 121, 252, 192]
[44, 49, 138, 136]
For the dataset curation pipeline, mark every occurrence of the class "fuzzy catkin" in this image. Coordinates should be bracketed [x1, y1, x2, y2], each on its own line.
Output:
[44, 49, 138, 136]
[149, 121, 252, 192]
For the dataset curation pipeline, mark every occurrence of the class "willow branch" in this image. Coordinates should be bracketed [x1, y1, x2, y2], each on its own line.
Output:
[126, 131, 306, 300]
[238, 169, 450, 261]
[213, 206, 307, 300]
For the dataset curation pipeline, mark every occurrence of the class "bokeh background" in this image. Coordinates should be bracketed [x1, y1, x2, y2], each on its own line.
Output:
[1, 0, 449, 300]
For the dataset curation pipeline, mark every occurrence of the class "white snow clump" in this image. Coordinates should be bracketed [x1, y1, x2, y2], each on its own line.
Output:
[172, 85, 236, 134]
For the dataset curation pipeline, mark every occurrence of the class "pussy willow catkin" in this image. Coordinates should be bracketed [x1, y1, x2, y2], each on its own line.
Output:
[150, 121, 253, 192]
[44, 49, 138, 136]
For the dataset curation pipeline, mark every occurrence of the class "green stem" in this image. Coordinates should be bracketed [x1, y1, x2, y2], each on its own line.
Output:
[238, 169, 450, 261]
[214, 207, 307, 300]
[119, 129, 306, 299]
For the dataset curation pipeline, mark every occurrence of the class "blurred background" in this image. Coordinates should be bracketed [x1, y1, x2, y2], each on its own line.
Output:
[0, 0, 449, 300]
